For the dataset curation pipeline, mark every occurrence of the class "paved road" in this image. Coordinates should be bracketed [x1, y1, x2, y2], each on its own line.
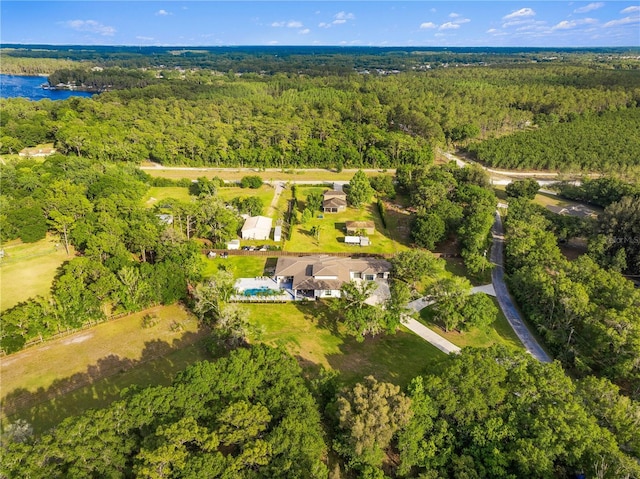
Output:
[401, 315, 461, 355]
[490, 212, 552, 363]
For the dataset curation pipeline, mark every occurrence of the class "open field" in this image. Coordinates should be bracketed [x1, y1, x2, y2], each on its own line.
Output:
[418, 297, 524, 351]
[143, 186, 193, 206]
[0, 235, 73, 311]
[5, 342, 210, 434]
[1, 304, 201, 416]
[494, 185, 602, 215]
[141, 167, 394, 182]
[4, 300, 445, 433]
[245, 301, 445, 386]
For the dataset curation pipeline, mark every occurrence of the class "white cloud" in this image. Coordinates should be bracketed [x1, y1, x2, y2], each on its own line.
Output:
[621, 6, 640, 13]
[64, 19, 116, 36]
[487, 28, 498, 33]
[552, 20, 576, 30]
[335, 11, 354, 21]
[287, 21, 303, 28]
[319, 11, 354, 28]
[573, 2, 604, 13]
[439, 22, 460, 30]
[455, 18, 471, 25]
[420, 22, 437, 29]
[299, 28, 310, 34]
[271, 21, 285, 27]
[603, 15, 640, 27]
[136, 36, 154, 41]
[449, 12, 460, 18]
[155, 9, 172, 16]
[503, 8, 535, 20]
[552, 18, 598, 30]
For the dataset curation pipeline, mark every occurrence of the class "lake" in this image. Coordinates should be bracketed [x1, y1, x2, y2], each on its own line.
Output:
[0, 74, 95, 100]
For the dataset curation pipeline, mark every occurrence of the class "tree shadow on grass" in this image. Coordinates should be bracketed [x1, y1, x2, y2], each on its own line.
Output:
[2, 326, 211, 434]
[292, 300, 341, 336]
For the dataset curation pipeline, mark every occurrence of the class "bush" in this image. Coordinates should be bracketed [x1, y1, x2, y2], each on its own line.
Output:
[240, 175, 263, 189]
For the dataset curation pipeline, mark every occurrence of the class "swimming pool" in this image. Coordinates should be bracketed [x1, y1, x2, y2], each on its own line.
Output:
[243, 287, 280, 296]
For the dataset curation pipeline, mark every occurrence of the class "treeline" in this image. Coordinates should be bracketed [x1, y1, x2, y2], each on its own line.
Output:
[3, 345, 639, 478]
[0, 56, 81, 75]
[2, 63, 639, 169]
[466, 108, 640, 172]
[5, 44, 640, 75]
[47, 67, 160, 91]
[504, 199, 640, 397]
[397, 163, 496, 276]
[557, 176, 640, 208]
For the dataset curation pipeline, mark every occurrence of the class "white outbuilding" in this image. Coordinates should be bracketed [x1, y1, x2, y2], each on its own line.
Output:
[241, 216, 273, 240]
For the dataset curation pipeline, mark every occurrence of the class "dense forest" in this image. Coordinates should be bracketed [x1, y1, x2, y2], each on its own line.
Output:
[2, 61, 640, 174]
[466, 108, 640, 172]
[504, 199, 640, 398]
[2, 344, 639, 478]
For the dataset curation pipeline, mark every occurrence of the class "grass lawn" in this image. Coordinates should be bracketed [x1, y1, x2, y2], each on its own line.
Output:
[201, 255, 268, 279]
[5, 341, 210, 434]
[143, 186, 193, 207]
[287, 198, 407, 254]
[1, 304, 202, 419]
[143, 168, 394, 183]
[0, 235, 74, 311]
[215, 185, 276, 214]
[245, 302, 446, 387]
[418, 297, 524, 351]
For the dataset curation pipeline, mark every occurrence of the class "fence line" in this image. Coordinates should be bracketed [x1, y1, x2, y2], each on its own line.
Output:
[203, 249, 398, 259]
[0, 304, 161, 358]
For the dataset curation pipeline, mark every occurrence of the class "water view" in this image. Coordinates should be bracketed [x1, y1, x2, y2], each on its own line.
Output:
[0, 74, 94, 100]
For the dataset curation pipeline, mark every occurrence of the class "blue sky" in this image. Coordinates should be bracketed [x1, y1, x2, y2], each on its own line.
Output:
[1, 1, 639, 47]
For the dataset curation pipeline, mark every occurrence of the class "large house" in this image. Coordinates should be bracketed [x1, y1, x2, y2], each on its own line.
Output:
[241, 216, 273, 240]
[274, 255, 390, 299]
[322, 190, 347, 213]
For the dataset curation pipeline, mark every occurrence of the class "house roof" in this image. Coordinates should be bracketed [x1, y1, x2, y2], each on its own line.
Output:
[346, 221, 375, 229]
[323, 190, 347, 199]
[241, 216, 272, 233]
[323, 197, 347, 209]
[274, 255, 390, 291]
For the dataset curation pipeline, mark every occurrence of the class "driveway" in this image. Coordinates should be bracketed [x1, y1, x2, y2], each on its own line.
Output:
[491, 212, 552, 363]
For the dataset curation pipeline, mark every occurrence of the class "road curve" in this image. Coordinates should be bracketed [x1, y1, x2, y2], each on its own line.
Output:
[491, 212, 552, 363]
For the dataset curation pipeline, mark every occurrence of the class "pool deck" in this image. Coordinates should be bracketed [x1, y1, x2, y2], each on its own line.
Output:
[233, 277, 295, 301]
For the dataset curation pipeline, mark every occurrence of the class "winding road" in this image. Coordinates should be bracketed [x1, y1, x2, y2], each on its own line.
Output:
[490, 211, 552, 363]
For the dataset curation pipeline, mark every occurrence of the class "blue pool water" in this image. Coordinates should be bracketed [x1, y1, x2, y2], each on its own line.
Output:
[243, 287, 279, 296]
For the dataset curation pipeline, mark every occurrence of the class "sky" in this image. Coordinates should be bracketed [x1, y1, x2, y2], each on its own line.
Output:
[1, 1, 639, 48]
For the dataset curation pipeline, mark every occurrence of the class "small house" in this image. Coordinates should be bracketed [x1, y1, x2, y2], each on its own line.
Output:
[323, 190, 347, 213]
[345, 220, 375, 235]
[273, 225, 282, 242]
[227, 239, 240, 250]
[241, 216, 273, 240]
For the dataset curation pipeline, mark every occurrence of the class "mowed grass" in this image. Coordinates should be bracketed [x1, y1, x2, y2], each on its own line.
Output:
[0, 304, 200, 403]
[143, 186, 193, 207]
[245, 302, 445, 387]
[202, 255, 268, 279]
[214, 185, 276, 211]
[418, 297, 524, 351]
[0, 235, 73, 311]
[287, 194, 408, 254]
[6, 341, 210, 434]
